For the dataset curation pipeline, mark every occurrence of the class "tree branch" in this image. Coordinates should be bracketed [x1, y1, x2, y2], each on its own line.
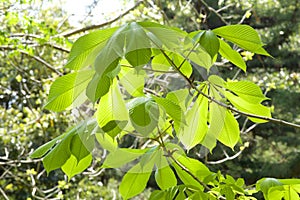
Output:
[156, 47, 300, 129]
[60, 0, 144, 38]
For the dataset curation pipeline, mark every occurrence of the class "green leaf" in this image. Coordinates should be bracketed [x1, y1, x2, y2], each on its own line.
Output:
[102, 148, 147, 168]
[127, 97, 159, 136]
[171, 52, 193, 77]
[96, 79, 128, 136]
[42, 129, 76, 174]
[257, 178, 283, 200]
[94, 24, 127, 76]
[155, 150, 177, 190]
[217, 110, 240, 149]
[153, 96, 186, 126]
[201, 87, 226, 151]
[119, 162, 153, 199]
[152, 53, 172, 72]
[178, 87, 208, 150]
[139, 21, 187, 50]
[221, 186, 235, 200]
[213, 25, 270, 56]
[225, 80, 269, 104]
[62, 154, 92, 180]
[65, 27, 118, 70]
[44, 70, 94, 111]
[225, 91, 271, 123]
[95, 132, 117, 152]
[125, 23, 152, 67]
[197, 30, 220, 59]
[119, 66, 146, 97]
[30, 133, 65, 158]
[70, 134, 91, 163]
[218, 39, 247, 72]
[166, 89, 191, 110]
[86, 73, 112, 103]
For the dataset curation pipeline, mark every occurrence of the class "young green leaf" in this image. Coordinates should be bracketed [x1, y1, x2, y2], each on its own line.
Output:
[70, 134, 91, 163]
[213, 25, 270, 56]
[155, 149, 177, 190]
[225, 80, 269, 104]
[119, 162, 153, 199]
[96, 79, 128, 136]
[225, 91, 271, 123]
[197, 30, 220, 59]
[178, 87, 208, 150]
[65, 27, 118, 70]
[42, 130, 75, 174]
[30, 133, 65, 159]
[201, 87, 227, 151]
[102, 148, 147, 168]
[217, 110, 240, 149]
[218, 39, 247, 72]
[118, 66, 146, 97]
[62, 154, 92, 180]
[127, 97, 159, 136]
[86, 73, 112, 103]
[125, 23, 152, 67]
[95, 132, 118, 152]
[44, 70, 94, 111]
[153, 96, 186, 126]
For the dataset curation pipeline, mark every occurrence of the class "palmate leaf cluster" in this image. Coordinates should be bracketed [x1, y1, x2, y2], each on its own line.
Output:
[31, 21, 299, 199]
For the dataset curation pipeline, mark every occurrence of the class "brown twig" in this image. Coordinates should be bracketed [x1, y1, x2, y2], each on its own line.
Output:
[60, 0, 144, 38]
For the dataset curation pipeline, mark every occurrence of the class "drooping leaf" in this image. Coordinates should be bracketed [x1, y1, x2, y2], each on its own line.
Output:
[225, 91, 271, 123]
[201, 87, 227, 151]
[256, 178, 283, 200]
[86, 73, 112, 103]
[125, 23, 152, 67]
[127, 97, 159, 136]
[212, 25, 270, 56]
[94, 24, 127, 76]
[217, 110, 240, 149]
[139, 21, 187, 50]
[153, 96, 186, 127]
[70, 134, 91, 163]
[118, 66, 146, 97]
[96, 79, 128, 137]
[218, 39, 247, 72]
[178, 86, 208, 150]
[155, 164, 177, 190]
[166, 89, 191, 110]
[102, 148, 147, 168]
[225, 80, 269, 104]
[119, 162, 154, 199]
[62, 154, 92, 180]
[197, 30, 220, 59]
[65, 27, 118, 70]
[42, 129, 76, 174]
[44, 70, 94, 111]
[95, 132, 117, 152]
[30, 133, 66, 159]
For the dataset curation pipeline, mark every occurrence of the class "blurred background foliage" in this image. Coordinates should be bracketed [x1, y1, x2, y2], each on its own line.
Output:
[0, 0, 300, 199]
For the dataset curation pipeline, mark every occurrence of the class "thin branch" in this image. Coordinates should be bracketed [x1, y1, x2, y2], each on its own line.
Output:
[60, 0, 144, 37]
[207, 149, 243, 164]
[0, 187, 9, 200]
[155, 46, 300, 129]
[19, 50, 63, 76]
[200, 0, 229, 25]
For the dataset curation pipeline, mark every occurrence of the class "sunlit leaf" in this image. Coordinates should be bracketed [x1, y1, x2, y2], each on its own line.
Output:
[213, 25, 270, 56]
[65, 27, 118, 70]
[44, 70, 94, 111]
[127, 97, 159, 136]
[218, 39, 247, 72]
[61, 154, 92, 180]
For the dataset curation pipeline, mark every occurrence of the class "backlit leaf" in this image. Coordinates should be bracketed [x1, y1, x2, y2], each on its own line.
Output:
[62, 154, 92, 180]
[44, 70, 94, 111]
[219, 39, 247, 72]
